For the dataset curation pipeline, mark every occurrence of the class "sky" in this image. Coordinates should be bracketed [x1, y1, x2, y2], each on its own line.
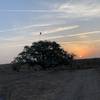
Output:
[0, 0, 100, 64]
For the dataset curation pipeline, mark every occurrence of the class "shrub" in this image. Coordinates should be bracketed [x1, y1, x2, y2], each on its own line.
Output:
[12, 41, 75, 71]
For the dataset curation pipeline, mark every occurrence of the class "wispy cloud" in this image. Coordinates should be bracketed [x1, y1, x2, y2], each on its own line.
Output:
[0, 23, 53, 33]
[0, 1, 100, 19]
[67, 30, 100, 37]
[43, 30, 100, 40]
[43, 25, 79, 34]
[1, 1, 99, 19]
[3, 36, 100, 48]
[2, 27, 100, 43]
[42, 30, 100, 43]
[57, 1, 100, 18]
[61, 39, 100, 44]
[0, 9, 59, 13]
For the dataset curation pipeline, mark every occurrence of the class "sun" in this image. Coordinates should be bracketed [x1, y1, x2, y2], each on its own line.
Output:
[61, 43, 93, 59]
[79, 55, 83, 58]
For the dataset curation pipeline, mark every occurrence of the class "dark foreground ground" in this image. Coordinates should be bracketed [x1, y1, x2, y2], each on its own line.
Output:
[0, 58, 100, 100]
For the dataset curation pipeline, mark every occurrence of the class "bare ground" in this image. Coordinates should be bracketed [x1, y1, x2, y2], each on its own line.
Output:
[0, 67, 100, 100]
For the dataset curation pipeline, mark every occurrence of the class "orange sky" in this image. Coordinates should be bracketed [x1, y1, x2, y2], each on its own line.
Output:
[61, 42, 95, 59]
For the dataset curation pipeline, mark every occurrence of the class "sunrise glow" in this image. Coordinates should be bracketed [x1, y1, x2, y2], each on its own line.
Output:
[61, 42, 95, 59]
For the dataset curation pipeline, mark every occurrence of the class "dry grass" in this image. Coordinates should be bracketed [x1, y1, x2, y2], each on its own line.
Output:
[0, 69, 100, 100]
[0, 58, 100, 100]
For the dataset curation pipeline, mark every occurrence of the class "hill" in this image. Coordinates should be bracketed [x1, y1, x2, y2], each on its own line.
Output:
[0, 69, 100, 100]
[73, 58, 100, 69]
[0, 58, 100, 100]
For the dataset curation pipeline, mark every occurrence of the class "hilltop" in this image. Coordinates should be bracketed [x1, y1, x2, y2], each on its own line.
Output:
[0, 58, 100, 100]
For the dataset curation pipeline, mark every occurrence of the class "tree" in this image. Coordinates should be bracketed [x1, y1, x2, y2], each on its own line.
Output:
[12, 41, 75, 71]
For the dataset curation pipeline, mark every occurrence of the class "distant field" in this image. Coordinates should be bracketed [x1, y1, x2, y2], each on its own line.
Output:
[73, 58, 100, 69]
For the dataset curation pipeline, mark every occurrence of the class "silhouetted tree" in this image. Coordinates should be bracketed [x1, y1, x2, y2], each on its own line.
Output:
[12, 41, 75, 71]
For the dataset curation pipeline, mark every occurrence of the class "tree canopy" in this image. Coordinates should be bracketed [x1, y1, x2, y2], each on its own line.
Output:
[12, 41, 75, 71]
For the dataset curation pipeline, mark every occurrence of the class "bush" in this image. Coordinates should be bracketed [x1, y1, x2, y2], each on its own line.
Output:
[12, 41, 75, 71]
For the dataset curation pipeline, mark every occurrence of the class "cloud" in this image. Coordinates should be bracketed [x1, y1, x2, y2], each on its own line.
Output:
[67, 30, 100, 37]
[43, 30, 100, 40]
[0, 1, 100, 19]
[0, 24, 79, 42]
[0, 24, 79, 47]
[2, 27, 100, 44]
[0, 9, 59, 13]
[41, 30, 100, 44]
[43, 25, 79, 34]
[0, 23, 53, 33]
[57, 1, 100, 18]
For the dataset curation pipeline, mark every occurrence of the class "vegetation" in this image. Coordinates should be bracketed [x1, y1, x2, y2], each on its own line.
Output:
[11, 41, 75, 71]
